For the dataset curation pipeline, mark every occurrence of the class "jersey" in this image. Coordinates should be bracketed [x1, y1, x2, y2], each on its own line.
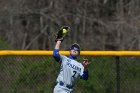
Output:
[56, 55, 84, 86]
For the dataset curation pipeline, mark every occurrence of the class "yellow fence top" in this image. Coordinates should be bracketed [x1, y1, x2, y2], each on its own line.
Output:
[0, 50, 140, 56]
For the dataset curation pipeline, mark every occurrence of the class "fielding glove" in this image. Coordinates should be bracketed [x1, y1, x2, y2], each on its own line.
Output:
[55, 26, 70, 42]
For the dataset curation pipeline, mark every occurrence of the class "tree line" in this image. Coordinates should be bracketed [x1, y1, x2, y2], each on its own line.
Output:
[0, 0, 140, 50]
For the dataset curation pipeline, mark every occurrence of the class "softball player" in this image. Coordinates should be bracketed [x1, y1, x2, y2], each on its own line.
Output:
[53, 40, 90, 93]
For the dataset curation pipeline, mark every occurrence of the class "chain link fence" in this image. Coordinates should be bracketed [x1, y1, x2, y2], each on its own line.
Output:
[0, 55, 140, 93]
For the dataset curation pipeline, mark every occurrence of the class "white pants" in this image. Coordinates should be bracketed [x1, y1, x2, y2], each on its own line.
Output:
[53, 83, 73, 93]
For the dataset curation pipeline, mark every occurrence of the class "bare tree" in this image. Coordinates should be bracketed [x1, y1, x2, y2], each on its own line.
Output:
[0, 0, 140, 50]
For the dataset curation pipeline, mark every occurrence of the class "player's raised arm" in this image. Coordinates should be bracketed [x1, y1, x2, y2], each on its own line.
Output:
[53, 26, 70, 62]
[53, 41, 62, 62]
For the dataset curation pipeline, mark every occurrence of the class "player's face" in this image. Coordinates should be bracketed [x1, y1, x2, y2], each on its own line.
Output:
[70, 49, 79, 56]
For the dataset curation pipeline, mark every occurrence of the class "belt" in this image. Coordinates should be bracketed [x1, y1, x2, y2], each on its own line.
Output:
[58, 81, 73, 89]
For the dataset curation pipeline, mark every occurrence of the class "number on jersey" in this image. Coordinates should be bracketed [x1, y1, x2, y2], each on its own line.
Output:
[72, 71, 77, 78]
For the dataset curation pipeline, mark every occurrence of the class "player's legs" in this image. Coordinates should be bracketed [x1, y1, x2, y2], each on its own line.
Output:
[53, 87, 66, 93]
[53, 84, 73, 93]
[53, 86, 68, 93]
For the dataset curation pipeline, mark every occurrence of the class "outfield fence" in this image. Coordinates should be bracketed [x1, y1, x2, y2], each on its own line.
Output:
[0, 51, 140, 93]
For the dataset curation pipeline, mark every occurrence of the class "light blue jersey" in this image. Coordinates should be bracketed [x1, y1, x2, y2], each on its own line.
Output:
[53, 49, 88, 93]
[57, 55, 84, 86]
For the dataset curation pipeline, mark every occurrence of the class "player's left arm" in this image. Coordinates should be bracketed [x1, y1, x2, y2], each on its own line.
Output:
[80, 58, 90, 80]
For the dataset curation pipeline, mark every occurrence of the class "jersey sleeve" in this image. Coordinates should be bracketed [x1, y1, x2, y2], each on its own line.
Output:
[53, 49, 65, 63]
[53, 49, 62, 62]
[80, 64, 89, 80]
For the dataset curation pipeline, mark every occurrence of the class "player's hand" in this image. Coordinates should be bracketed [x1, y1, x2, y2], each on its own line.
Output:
[55, 26, 70, 42]
[82, 58, 90, 69]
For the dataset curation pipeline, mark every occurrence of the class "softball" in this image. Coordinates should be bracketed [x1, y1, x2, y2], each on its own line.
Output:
[63, 29, 68, 34]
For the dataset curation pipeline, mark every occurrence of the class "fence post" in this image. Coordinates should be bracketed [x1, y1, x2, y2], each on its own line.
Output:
[116, 56, 120, 93]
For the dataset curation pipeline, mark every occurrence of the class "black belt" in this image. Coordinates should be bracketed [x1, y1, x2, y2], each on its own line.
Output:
[58, 81, 73, 89]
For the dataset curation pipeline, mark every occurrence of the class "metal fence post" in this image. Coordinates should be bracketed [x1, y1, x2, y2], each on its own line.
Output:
[116, 56, 120, 93]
